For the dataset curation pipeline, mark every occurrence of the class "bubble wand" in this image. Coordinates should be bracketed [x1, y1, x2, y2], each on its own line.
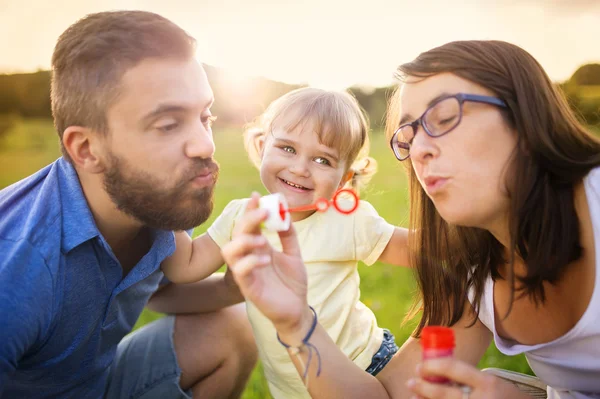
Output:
[259, 188, 360, 231]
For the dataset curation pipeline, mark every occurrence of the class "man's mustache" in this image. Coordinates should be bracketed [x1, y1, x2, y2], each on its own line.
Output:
[183, 158, 220, 183]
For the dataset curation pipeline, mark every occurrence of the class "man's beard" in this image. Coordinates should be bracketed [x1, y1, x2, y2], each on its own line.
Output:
[103, 153, 219, 231]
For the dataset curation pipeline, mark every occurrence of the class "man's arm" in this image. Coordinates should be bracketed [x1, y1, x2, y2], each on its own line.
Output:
[0, 239, 54, 395]
[377, 227, 411, 267]
[147, 270, 244, 314]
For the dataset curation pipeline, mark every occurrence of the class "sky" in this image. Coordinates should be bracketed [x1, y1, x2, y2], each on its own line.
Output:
[1, 0, 599, 89]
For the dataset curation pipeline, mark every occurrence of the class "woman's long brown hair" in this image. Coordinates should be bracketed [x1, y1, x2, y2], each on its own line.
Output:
[386, 40, 600, 336]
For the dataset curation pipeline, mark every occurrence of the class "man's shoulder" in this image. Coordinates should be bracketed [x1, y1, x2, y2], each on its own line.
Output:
[0, 237, 56, 321]
[0, 160, 62, 249]
[0, 236, 54, 281]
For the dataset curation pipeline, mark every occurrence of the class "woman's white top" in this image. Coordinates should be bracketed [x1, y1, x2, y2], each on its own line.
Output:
[474, 167, 600, 399]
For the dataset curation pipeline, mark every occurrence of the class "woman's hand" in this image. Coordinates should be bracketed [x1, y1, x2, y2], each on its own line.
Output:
[221, 193, 310, 337]
[407, 357, 531, 399]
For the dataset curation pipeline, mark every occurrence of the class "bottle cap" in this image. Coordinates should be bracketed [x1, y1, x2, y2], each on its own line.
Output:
[259, 193, 291, 231]
[421, 326, 455, 350]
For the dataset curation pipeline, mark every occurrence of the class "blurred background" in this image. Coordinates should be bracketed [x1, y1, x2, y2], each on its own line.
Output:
[1, 1, 599, 397]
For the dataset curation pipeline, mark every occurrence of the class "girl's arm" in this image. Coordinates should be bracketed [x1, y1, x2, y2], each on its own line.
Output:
[275, 300, 492, 399]
[377, 227, 411, 267]
[161, 231, 225, 284]
[221, 195, 494, 398]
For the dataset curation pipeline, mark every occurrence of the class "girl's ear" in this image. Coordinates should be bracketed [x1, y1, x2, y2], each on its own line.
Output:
[258, 135, 266, 155]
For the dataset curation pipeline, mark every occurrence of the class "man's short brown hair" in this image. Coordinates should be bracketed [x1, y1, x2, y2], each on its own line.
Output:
[51, 10, 196, 162]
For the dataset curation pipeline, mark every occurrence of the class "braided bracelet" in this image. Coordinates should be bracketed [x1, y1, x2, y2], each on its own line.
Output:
[276, 306, 322, 388]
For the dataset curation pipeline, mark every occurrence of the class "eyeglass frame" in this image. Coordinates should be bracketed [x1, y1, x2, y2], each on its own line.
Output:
[389, 93, 508, 161]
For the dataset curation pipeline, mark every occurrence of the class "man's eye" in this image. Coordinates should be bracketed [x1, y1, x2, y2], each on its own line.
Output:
[157, 123, 179, 132]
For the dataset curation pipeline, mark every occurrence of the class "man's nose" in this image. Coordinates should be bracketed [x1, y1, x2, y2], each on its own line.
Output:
[185, 123, 215, 159]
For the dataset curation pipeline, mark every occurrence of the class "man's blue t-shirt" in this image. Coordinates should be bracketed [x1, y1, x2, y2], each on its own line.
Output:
[0, 158, 176, 398]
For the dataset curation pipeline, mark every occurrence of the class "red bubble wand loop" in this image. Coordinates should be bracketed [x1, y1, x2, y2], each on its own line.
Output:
[279, 188, 360, 220]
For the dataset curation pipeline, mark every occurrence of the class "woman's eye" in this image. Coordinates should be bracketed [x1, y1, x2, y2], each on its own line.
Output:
[438, 116, 457, 126]
[397, 141, 410, 150]
[281, 146, 295, 154]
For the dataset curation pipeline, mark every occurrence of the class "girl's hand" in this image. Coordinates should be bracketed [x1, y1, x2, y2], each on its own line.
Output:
[221, 193, 310, 336]
[407, 357, 531, 399]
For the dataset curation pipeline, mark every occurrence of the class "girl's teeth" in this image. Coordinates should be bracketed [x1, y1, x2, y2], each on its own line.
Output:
[284, 179, 306, 189]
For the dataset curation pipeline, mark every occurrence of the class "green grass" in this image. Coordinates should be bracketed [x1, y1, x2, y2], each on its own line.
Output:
[0, 118, 532, 398]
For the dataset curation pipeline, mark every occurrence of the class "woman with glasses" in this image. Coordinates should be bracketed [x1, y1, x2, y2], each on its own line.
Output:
[222, 40, 600, 399]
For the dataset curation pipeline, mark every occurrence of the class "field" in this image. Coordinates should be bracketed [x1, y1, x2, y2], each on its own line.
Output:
[0, 119, 533, 398]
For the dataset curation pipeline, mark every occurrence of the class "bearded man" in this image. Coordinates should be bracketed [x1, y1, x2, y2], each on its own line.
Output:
[0, 10, 257, 399]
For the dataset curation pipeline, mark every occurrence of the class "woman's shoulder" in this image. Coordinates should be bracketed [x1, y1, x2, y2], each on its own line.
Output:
[585, 166, 600, 190]
[467, 274, 495, 329]
[584, 166, 600, 218]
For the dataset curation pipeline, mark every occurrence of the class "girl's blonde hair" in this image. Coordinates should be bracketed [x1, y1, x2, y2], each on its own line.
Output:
[244, 87, 376, 192]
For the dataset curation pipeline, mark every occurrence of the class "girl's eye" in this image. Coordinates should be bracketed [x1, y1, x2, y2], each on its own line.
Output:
[314, 157, 331, 166]
[281, 146, 296, 154]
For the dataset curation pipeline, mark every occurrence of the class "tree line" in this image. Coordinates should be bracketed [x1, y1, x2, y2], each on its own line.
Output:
[0, 63, 598, 134]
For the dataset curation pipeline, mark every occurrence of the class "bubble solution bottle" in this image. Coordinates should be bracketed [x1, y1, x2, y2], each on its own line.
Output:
[420, 326, 455, 384]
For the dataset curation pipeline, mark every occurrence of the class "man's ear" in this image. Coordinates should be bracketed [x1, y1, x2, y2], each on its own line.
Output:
[62, 126, 106, 173]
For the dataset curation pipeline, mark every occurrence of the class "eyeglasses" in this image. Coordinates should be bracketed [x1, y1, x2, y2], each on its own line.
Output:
[389, 93, 508, 161]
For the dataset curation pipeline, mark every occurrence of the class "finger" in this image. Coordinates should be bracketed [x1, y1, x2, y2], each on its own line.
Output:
[222, 234, 269, 265]
[233, 207, 268, 237]
[231, 253, 271, 283]
[420, 358, 483, 387]
[277, 224, 302, 257]
[407, 377, 463, 399]
[245, 192, 261, 211]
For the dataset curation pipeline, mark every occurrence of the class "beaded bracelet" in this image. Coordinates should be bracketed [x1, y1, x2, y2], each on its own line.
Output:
[276, 306, 322, 388]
